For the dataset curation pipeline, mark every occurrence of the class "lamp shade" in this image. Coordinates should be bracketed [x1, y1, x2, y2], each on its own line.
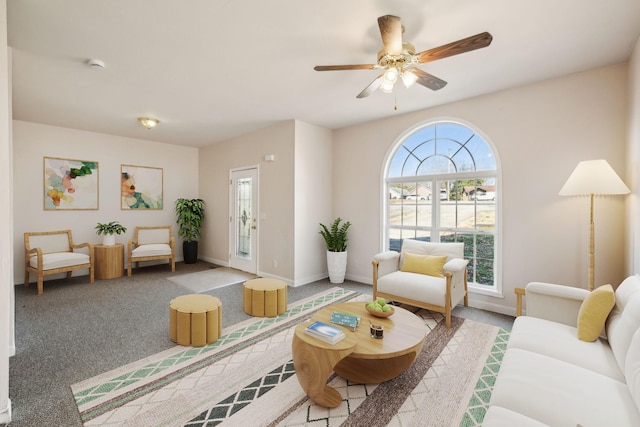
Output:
[559, 159, 630, 196]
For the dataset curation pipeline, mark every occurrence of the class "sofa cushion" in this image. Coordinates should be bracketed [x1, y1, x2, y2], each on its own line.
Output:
[29, 252, 90, 270]
[376, 271, 446, 307]
[483, 406, 549, 427]
[132, 243, 172, 258]
[577, 284, 615, 341]
[605, 276, 640, 374]
[508, 316, 624, 381]
[400, 252, 446, 277]
[489, 348, 640, 427]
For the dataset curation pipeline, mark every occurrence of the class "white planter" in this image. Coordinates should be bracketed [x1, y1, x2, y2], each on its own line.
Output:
[102, 234, 116, 246]
[327, 250, 347, 284]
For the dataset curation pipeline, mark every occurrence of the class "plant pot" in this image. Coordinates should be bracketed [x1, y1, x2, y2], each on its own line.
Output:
[326, 250, 347, 284]
[102, 234, 116, 246]
[183, 241, 198, 264]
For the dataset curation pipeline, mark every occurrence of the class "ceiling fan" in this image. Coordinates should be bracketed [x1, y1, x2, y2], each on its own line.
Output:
[314, 15, 493, 98]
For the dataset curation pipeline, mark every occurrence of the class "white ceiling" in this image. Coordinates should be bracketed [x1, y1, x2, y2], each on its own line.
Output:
[7, 0, 640, 148]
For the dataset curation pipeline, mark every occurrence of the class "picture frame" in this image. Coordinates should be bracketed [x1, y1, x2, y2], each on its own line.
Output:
[121, 164, 163, 209]
[44, 156, 99, 210]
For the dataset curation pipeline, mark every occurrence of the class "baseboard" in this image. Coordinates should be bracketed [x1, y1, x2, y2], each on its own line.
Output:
[9, 344, 15, 357]
[198, 256, 228, 267]
[0, 399, 11, 424]
[466, 297, 517, 317]
[345, 272, 372, 285]
[255, 271, 293, 287]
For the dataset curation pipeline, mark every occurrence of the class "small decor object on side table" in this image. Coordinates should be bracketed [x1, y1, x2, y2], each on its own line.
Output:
[95, 221, 127, 246]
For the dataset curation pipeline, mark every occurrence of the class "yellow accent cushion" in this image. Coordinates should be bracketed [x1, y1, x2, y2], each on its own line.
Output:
[400, 252, 447, 278]
[577, 284, 615, 342]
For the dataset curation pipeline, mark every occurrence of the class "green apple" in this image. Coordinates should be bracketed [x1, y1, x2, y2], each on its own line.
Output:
[382, 305, 392, 312]
[376, 297, 386, 305]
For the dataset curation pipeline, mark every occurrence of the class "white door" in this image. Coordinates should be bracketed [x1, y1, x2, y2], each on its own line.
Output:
[229, 167, 258, 274]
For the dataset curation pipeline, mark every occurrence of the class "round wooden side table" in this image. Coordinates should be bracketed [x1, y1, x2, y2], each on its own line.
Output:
[94, 244, 124, 280]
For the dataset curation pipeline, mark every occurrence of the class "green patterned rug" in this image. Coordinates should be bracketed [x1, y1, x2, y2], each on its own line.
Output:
[71, 287, 509, 426]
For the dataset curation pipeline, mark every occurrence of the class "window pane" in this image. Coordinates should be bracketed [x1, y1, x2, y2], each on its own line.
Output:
[386, 121, 497, 289]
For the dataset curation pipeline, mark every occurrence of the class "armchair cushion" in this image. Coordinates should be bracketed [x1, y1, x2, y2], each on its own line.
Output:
[30, 252, 91, 271]
[377, 271, 447, 307]
[400, 252, 447, 277]
[578, 284, 616, 342]
[131, 243, 172, 257]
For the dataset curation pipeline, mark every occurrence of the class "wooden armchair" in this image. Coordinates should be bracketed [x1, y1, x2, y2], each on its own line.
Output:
[24, 230, 94, 295]
[372, 239, 469, 328]
[127, 226, 175, 276]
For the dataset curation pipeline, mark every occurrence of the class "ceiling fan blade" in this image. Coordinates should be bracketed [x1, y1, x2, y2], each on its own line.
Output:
[408, 68, 447, 91]
[356, 75, 383, 98]
[314, 64, 377, 71]
[378, 15, 403, 55]
[416, 32, 493, 64]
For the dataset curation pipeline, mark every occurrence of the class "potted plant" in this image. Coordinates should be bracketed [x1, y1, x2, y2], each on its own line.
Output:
[95, 221, 127, 246]
[319, 217, 351, 283]
[175, 198, 205, 264]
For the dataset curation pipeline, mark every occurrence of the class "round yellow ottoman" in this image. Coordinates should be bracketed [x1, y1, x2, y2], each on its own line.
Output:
[169, 294, 222, 347]
[243, 278, 287, 317]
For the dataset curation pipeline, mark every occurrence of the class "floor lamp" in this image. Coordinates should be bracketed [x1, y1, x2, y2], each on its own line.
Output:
[559, 159, 630, 291]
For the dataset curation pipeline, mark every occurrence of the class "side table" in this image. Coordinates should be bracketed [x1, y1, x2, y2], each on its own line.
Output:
[95, 244, 124, 280]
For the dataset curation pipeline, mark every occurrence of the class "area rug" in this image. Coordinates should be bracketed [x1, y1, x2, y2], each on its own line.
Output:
[71, 287, 509, 427]
[167, 267, 258, 293]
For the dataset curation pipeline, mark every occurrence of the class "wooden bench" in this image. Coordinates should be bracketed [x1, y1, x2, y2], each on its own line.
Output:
[127, 226, 175, 276]
[24, 230, 94, 295]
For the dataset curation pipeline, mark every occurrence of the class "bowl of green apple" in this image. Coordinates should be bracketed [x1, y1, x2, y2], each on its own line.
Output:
[365, 298, 394, 317]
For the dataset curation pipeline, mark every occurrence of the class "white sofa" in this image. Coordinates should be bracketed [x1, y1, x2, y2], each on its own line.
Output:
[483, 276, 640, 426]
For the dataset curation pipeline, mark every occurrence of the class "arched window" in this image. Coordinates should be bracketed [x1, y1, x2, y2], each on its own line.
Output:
[385, 120, 500, 293]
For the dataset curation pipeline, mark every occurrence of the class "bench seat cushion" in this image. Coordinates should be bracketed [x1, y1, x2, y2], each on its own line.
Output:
[131, 243, 172, 258]
[30, 252, 90, 270]
[376, 271, 446, 307]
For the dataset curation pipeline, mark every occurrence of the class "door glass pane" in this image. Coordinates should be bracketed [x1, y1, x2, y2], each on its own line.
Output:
[235, 177, 252, 259]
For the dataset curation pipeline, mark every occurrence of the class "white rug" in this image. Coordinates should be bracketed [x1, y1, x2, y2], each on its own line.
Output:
[167, 267, 257, 293]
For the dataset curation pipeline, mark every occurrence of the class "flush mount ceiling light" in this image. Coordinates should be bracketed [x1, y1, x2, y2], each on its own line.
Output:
[138, 117, 159, 129]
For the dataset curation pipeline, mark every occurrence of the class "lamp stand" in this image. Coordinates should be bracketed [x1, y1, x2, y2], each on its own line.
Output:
[588, 193, 594, 292]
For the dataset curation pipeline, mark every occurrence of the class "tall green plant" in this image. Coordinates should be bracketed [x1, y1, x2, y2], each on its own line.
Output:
[175, 198, 205, 242]
[319, 217, 351, 252]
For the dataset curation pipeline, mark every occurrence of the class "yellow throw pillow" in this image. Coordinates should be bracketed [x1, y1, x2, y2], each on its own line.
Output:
[400, 252, 447, 278]
[577, 284, 615, 342]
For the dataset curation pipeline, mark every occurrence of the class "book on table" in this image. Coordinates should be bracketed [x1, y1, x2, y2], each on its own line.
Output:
[304, 320, 346, 345]
[330, 311, 361, 331]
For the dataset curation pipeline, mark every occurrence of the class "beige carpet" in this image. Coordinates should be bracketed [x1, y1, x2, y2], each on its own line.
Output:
[167, 267, 258, 293]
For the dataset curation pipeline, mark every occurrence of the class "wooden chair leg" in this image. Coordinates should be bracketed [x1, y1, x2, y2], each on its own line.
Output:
[66, 271, 72, 279]
[445, 310, 451, 328]
[37, 275, 44, 295]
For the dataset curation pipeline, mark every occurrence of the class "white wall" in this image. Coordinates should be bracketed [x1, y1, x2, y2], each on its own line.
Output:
[334, 63, 629, 315]
[198, 120, 296, 281]
[1, 1, 12, 422]
[294, 121, 332, 285]
[627, 37, 640, 275]
[12, 121, 199, 285]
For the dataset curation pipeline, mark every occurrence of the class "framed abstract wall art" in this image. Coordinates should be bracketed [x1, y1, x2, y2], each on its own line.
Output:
[121, 164, 163, 209]
[44, 156, 99, 210]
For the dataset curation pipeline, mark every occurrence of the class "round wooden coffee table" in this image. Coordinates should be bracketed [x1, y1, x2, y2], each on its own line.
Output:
[292, 301, 426, 408]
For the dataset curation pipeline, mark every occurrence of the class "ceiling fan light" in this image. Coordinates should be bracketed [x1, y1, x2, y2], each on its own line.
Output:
[401, 70, 418, 88]
[383, 68, 398, 84]
[138, 117, 159, 129]
[380, 80, 395, 93]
